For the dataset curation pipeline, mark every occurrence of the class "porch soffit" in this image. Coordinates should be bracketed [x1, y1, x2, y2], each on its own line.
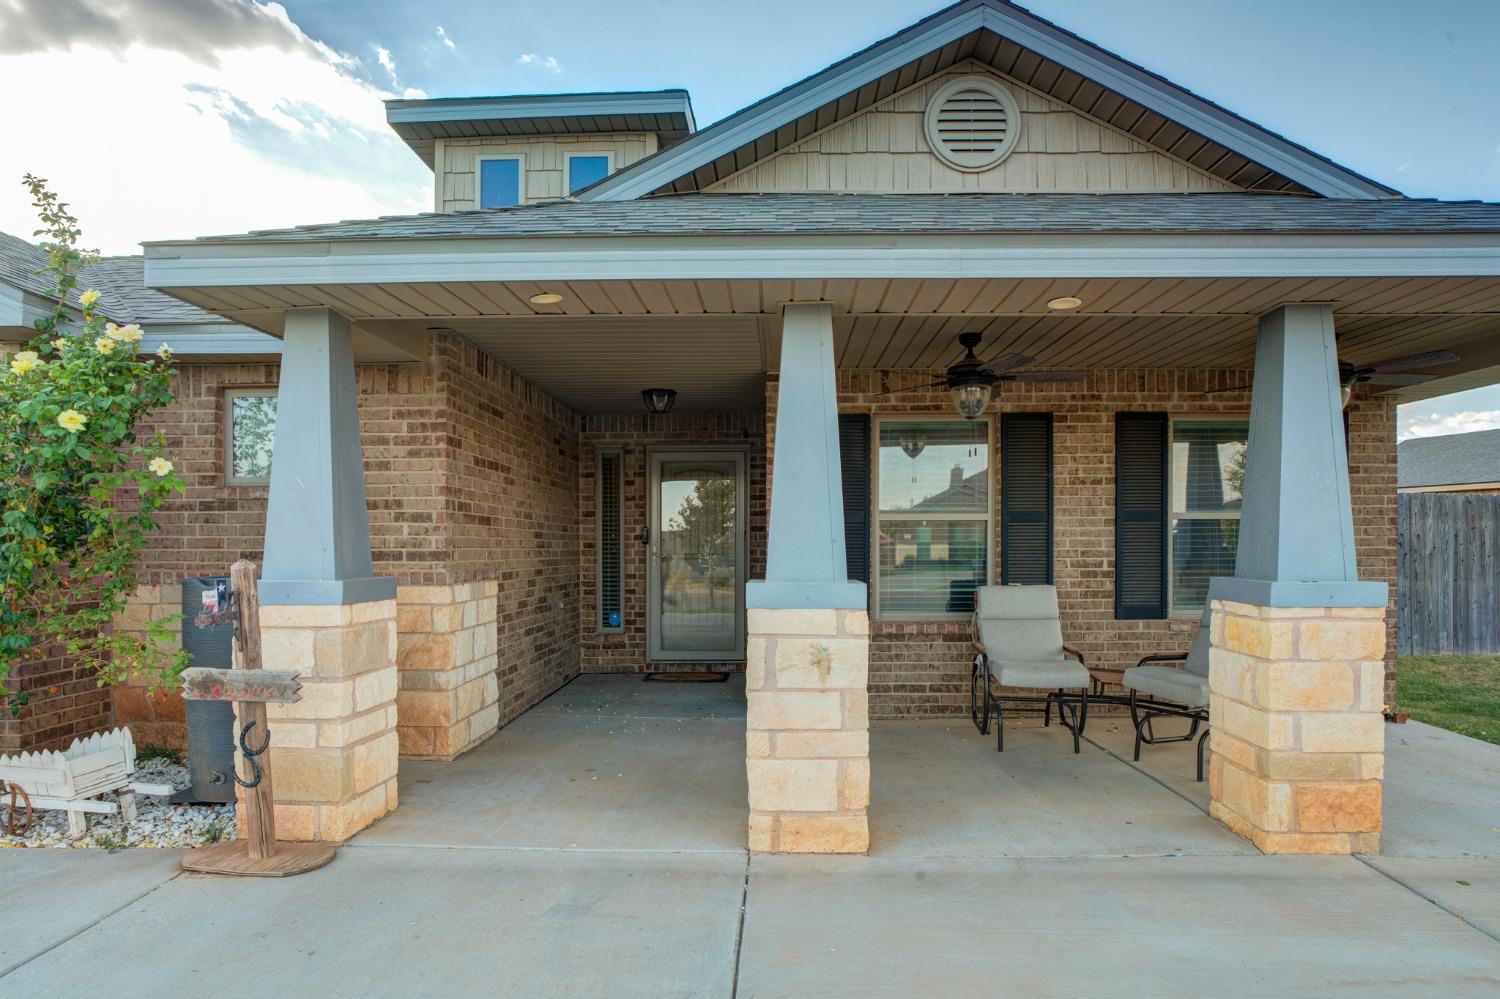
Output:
[577, 1, 1395, 201]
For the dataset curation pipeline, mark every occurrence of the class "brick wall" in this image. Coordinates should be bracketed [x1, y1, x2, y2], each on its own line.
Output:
[766, 369, 1400, 719]
[0, 639, 113, 754]
[111, 331, 582, 750]
[578, 412, 767, 671]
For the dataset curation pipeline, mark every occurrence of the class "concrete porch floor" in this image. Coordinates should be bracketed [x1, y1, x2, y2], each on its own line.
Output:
[4, 675, 1499, 996]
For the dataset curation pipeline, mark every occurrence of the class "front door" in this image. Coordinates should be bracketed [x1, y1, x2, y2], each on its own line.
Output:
[647, 450, 746, 662]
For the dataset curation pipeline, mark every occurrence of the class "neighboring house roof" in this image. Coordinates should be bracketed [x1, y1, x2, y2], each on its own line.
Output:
[1398, 429, 1500, 489]
[0, 229, 277, 357]
[580, 0, 1398, 202]
[385, 90, 697, 168]
[158, 192, 1500, 245]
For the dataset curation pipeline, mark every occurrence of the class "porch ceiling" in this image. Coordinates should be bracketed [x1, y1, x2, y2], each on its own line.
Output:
[165, 274, 1500, 406]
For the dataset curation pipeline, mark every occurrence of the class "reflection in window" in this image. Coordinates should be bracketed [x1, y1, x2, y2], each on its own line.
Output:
[875, 420, 989, 617]
[567, 154, 611, 194]
[1169, 420, 1248, 613]
[479, 157, 522, 208]
[228, 390, 277, 483]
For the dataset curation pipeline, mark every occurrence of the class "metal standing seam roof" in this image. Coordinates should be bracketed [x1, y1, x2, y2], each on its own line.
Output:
[1398, 429, 1500, 489]
[149, 192, 1500, 245]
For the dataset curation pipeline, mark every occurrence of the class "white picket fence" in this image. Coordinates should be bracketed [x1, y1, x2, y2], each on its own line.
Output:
[0, 727, 173, 836]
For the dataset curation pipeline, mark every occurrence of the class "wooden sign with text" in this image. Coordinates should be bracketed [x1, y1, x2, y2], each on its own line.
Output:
[179, 667, 302, 705]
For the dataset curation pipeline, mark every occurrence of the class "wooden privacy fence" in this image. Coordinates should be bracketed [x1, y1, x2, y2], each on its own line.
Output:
[1398, 492, 1500, 654]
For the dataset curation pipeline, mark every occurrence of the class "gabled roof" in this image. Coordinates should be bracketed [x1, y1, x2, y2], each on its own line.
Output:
[154, 193, 1500, 245]
[581, 0, 1397, 202]
[1399, 429, 1500, 489]
[385, 90, 696, 168]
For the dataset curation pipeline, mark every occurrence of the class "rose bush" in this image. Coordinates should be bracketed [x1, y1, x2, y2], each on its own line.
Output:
[1, 176, 189, 714]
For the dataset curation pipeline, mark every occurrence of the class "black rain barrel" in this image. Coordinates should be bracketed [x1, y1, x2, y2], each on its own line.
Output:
[180, 577, 237, 803]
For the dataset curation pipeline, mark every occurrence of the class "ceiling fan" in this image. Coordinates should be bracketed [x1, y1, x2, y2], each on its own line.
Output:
[1207, 348, 1460, 408]
[875, 331, 1088, 419]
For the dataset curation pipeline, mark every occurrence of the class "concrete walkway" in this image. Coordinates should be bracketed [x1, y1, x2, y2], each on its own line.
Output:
[4, 676, 1499, 997]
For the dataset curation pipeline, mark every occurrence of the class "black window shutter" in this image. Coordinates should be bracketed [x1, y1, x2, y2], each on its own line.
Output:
[838, 414, 870, 584]
[1115, 412, 1169, 619]
[1001, 413, 1053, 585]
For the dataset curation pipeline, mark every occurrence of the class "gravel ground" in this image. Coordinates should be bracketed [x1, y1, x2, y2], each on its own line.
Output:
[0, 758, 237, 849]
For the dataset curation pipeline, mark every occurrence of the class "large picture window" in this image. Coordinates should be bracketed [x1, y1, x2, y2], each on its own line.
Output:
[873, 418, 991, 618]
[226, 388, 277, 485]
[1169, 418, 1248, 614]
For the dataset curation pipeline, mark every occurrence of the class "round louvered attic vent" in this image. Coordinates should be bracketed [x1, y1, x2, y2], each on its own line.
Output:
[923, 76, 1022, 171]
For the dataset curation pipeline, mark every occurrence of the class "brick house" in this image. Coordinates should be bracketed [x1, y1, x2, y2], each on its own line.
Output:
[6, 0, 1500, 854]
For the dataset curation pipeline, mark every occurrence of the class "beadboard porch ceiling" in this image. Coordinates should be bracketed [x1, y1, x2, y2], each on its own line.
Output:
[166, 273, 1500, 413]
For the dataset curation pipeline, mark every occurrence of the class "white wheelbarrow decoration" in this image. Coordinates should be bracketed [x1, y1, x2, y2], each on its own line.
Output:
[0, 727, 173, 837]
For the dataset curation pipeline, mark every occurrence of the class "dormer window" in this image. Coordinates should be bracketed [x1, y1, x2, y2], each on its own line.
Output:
[566, 153, 613, 194]
[478, 155, 523, 208]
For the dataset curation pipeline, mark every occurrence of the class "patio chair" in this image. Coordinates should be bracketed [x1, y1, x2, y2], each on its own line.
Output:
[970, 585, 1091, 753]
[1120, 607, 1212, 781]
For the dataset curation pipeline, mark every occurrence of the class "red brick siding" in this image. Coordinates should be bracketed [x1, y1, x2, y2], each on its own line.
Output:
[0, 639, 113, 754]
[766, 369, 1400, 719]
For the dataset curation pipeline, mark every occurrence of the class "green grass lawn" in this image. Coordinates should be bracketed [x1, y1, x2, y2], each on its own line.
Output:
[1397, 654, 1500, 746]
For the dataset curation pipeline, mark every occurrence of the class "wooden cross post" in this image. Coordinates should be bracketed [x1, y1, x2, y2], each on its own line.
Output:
[179, 559, 336, 877]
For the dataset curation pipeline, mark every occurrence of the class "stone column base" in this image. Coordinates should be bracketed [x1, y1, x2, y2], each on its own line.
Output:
[394, 582, 500, 760]
[746, 608, 870, 854]
[255, 600, 400, 842]
[1208, 600, 1386, 855]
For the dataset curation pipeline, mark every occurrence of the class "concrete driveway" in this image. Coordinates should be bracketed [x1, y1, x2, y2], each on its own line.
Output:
[3, 676, 1499, 997]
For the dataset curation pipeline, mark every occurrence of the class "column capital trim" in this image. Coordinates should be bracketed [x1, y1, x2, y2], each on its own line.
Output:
[260, 577, 398, 606]
[1210, 577, 1388, 609]
[747, 580, 868, 611]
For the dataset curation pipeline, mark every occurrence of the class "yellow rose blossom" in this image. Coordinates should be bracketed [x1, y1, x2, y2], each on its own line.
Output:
[156, 343, 173, 360]
[56, 409, 87, 433]
[79, 289, 101, 308]
[148, 457, 174, 477]
[8, 350, 41, 375]
[50, 338, 65, 350]
[94, 336, 116, 354]
[109, 323, 143, 344]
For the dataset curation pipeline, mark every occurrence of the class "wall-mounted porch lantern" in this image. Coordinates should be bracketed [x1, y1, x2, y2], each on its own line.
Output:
[641, 388, 677, 414]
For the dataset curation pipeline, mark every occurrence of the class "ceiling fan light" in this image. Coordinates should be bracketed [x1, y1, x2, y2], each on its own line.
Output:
[951, 381, 992, 420]
[1046, 296, 1083, 311]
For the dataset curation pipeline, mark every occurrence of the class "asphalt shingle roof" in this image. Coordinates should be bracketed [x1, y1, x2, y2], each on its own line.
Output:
[158, 192, 1500, 245]
[1398, 429, 1500, 489]
[0, 232, 221, 326]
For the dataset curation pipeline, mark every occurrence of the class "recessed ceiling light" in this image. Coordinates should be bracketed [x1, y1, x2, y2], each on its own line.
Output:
[1046, 296, 1083, 311]
[529, 292, 564, 305]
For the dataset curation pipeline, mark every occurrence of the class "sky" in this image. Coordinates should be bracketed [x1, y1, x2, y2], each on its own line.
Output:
[0, 0, 1496, 437]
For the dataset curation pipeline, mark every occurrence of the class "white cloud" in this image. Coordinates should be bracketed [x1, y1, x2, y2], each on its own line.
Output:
[1399, 409, 1500, 441]
[436, 25, 455, 50]
[0, 3, 429, 255]
[375, 45, 395, 77]
[517, 52, 561, 73]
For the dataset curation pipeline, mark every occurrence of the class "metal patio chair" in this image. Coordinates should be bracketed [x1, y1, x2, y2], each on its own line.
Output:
[970, 584, 1091, 753]
[1120, 607, 1212, 781]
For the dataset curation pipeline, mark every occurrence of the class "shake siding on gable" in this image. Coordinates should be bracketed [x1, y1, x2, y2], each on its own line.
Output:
[436, 133, 659, 211]
[708, 64, 1240, 194]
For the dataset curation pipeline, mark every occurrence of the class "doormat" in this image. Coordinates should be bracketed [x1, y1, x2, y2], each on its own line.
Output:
[643, 672, 730, 683]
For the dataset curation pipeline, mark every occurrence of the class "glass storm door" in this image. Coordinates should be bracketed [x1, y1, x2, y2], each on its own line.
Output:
[647, 451, 746, 661]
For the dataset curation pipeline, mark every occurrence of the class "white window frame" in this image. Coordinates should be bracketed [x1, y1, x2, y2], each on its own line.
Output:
[871, 414, 995, 622]
[475, 153, 525, 208]
[564, 151, 614, 195]
[1167, 414, 1249, 618]
[224, 387, 277, 486]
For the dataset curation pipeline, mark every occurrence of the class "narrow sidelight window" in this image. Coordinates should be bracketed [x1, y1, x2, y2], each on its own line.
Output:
[597, 450, 624, 630]
[225, 387, 277, 485]
[1115, 413, 1168, 619]
[478, 156, 522, 208]
[1000, 413, 1053, 585]
[838, 414, 871, 584]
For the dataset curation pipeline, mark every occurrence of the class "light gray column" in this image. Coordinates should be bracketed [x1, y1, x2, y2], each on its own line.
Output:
[1213, 304, 1385, 608]
[261, 307, 395, 605]
[747, 303, 865, 610]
